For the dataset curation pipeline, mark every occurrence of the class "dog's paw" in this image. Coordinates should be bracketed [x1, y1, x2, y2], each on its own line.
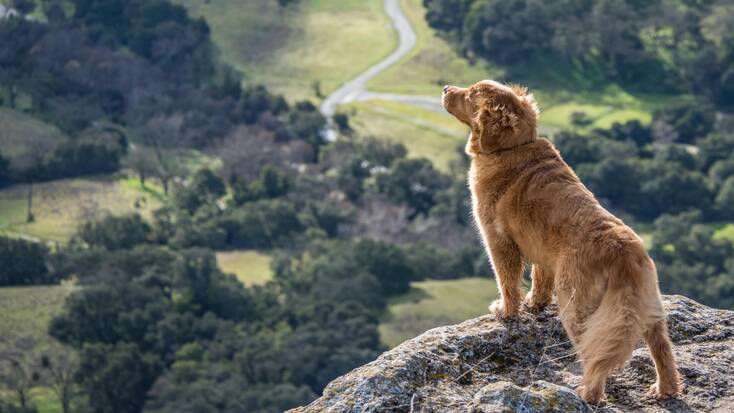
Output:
[488, 299, 518, 319]
[575, 385, 604, 405]
[522, 293, 549, 313]
[647, 382, 679, 400]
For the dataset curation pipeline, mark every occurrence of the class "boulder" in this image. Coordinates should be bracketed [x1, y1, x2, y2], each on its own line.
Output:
[288, 295, 734, 412]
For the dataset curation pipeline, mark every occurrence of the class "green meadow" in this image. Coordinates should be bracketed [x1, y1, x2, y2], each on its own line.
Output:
[379, 277, 498, 348]
[216, 250, 273, 286]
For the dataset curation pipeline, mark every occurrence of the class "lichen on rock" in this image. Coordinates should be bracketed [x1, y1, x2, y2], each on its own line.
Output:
[287, 295, 734, 412]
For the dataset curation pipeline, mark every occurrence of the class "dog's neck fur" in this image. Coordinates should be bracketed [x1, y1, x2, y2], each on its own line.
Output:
[467, 127, 539, 158]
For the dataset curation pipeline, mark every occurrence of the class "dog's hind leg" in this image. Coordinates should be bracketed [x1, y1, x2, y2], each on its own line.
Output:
[486, 235, 524, 319]
[644, 319, 681, 399]
[524, 264, 554, 312]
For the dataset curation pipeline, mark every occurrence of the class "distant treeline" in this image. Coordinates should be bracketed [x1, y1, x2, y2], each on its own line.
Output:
[424, 0, 734, 105]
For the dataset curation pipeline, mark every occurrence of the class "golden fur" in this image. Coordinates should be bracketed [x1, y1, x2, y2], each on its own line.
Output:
[442, 80, 681, 404]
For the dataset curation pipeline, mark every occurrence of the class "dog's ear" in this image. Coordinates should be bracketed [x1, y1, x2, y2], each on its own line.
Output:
[474, 93, 520, 152]
[509, 83, 540, 123]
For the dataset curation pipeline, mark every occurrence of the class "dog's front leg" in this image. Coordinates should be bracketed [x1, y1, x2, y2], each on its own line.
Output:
[523, 264, 554, 312]
[485, 234, 524, 319]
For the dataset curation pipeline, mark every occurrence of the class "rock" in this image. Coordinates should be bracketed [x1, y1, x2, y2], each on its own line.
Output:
[287, 295, 734, 412]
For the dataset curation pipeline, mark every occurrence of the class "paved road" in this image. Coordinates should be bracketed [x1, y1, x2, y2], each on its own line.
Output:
[320, 0, 420, 141]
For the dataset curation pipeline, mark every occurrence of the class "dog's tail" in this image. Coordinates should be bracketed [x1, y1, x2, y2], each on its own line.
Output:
[576, 254, 662, 395]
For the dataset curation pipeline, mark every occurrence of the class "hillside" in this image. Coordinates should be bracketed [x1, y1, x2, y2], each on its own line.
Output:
[171, 0, 396, 101]
[174, 0, 683, 171]
[289, 295, 734, 412]
[0, 176, 162, 242]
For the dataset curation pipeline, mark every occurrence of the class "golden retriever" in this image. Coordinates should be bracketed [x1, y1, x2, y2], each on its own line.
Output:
[441, 80, 680, 404]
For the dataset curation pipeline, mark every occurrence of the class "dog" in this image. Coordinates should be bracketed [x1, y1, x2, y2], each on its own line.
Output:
[441, 80, 681, 404]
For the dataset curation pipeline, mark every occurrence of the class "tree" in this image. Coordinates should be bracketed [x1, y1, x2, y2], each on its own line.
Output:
[123, 146, 158, 188]
[651, 212, 734, 309]
[287, 101, 327, 155]
[10, 0, 36, 15]
[375, 158, 450, 218]
[76, 343, 162, 413]
[174, 169, 225, 214]
[41, 347, 80, 413]
[0, 151, 10, 188]
[354, 239, 413, 295]
[0, 236, 51, 286]
[232, 165, 291, 205]
[20, 130, 57, 222]
[77, 214, 151, 250]
[715, 176, 734, 219]
[333, 112, 351, 133]
[698, 133, 734, 170]
[652, 101, 716, 143]
[0, 336, 40, 411]
[570, 111, 592, 127]
[551, 131, 599, 168]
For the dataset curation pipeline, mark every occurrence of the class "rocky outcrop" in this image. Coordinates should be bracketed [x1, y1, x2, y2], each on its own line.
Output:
[288, 296, 734, 412]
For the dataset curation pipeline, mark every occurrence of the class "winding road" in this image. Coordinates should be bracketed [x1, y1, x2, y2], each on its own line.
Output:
[319, 0, 443, 141]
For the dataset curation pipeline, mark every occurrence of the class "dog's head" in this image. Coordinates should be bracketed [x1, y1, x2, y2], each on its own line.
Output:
[442, 80, 539, 156]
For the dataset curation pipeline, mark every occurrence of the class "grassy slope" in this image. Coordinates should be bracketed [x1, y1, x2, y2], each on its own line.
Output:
[344, 100, 465, 172]
[0, 175, 163, 243]
[173, 0, 395, 101]
[379, 277, 498, 348]
[0, 284, 75, 413]
[216, 250, 273, 286]
[368, 0, 500, 95]
[713, 223, 734, 243]
[0, 108, 66, 165]
[0, 284, 75, 346]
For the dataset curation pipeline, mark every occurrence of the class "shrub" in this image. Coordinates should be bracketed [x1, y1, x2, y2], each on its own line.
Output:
[78, 214, 151, 250]
[0, 236, 53, 286]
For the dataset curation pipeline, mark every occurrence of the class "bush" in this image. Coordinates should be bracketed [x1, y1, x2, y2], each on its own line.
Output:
[0, 151, 10, 188]
[403, 243, 485, 279]
[0, 401, 38, 413]
[0, 236, 53, 286]
[354, 239, 413, 295]
[715, 177, 734, 219]
[232, 165, 291, 205]
[78, 214, 151, 250]
[653, 101, 715, 144]
[174, 169, 226, 214]
[221, 199, 302, 249]
[570, 111, 592, 127]
[375, 158, 450, 218]
[45, 139, 122, 178]
[651, 212, 734, 309]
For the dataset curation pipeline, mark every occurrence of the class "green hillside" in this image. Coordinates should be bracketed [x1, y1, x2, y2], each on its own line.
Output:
[173, 0, 395, 100]
[0, 176, 163, 243]
[379, 277, 498, 348]
[0, 283, 76, 346]
[0, 108, 67, 166]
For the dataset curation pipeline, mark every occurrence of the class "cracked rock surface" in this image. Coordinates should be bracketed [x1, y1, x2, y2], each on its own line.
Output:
[287, 295, 734, 412]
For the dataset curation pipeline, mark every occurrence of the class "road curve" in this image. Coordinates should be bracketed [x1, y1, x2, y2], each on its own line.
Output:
[320, 0, 417, 140]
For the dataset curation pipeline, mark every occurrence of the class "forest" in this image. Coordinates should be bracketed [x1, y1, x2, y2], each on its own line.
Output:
[1, 0, 733, 412]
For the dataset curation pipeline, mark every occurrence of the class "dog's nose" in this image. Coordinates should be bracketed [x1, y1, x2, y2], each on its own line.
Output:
[443, 85, 450, 93]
